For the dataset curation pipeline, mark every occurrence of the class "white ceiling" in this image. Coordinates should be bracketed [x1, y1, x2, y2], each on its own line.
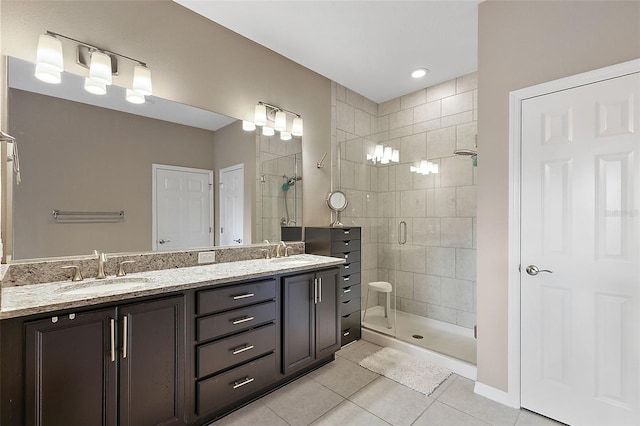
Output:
[175, 0, 481, 103]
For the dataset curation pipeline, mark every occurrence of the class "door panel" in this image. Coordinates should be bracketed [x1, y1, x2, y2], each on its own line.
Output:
[315, 268, 340, 359]
[219, 164, 244, 246]
[282, 273, 315, 374]
[521, 72, 640, 425]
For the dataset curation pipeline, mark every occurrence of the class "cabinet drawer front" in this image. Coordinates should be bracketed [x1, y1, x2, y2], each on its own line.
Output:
[197, 324, 276, 378]
[341, 297, 360, 316]
[331, 239, 360, 253]
[340, 262, 360, 276]
[197, 301, 276, 342]
[340, 284, 361, 302]
[197, 353, 276, 416]
[197, 279, 276, 315]
[340, 273, 361, 288]
[341, 310, 362, 345]
[330, 250, 361, 263]
[330, 227, 361, 241]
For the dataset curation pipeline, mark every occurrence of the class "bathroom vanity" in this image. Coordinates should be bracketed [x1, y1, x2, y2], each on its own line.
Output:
[0, 254, 343, 425]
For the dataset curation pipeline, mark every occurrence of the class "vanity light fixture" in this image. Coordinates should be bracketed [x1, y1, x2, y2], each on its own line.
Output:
[245, 101, 304, 138]
[411, 68, 429, 79]
[367, 144, 399, 165]
[410, 160, 439, 175]
[34, 31, 152, 104]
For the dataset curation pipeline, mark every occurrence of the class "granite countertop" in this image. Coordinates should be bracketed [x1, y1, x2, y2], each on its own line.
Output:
[0, 254, 345, 319]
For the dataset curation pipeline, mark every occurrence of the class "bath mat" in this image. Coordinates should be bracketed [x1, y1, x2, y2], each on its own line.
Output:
[359, 347, 452, 396]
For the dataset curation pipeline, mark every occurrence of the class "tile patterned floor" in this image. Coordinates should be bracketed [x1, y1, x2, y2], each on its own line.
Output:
[211, 340, 564, 426]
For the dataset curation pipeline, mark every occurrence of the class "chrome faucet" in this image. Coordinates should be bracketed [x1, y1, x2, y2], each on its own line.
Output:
[277, 241, 287, 258]
[94, 250, 107, 279]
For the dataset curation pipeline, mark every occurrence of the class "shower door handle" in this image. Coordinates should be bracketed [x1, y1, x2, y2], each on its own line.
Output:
[398, 221, 407, 245]
[233, 238, 242, 244]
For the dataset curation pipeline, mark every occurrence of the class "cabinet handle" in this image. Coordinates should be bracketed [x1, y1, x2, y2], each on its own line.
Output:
[345, 254, 349, 259]
[343, 330, 350, 337]
[232, 316, 254, 325]
[344, 276, 350, 281]
[318, 277, 323, 303]
[345, 265, 350, 269]
[343, 288, 351, 293]
[345, 241, 349, 246]
[232, 377, 254, 389]
[232, 293, 255, 300]
[313, 278, 318, 305]
[122, 316, 128, 359]
[110, 319, 115, 362]
[232, 344, 255, 355]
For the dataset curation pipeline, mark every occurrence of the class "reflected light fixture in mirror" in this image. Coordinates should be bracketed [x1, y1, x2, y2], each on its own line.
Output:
[35, 31, 152, 104]
[245, 101, 304, 141]
[410, 160, 439, 175]
[366, 144, 399, 165]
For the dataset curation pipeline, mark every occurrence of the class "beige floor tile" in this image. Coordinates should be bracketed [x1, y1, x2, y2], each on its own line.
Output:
[413, 401, 491, 425]
[437, 376, 520, 426]
[310, 400, 391, 426]
[515, 409, 566, 426]
[338, 341, 383, 364]
[262, 376, 344, 426]
[211, 400, 287, 425]
[349, 376, 434, 426]
[335, 338, 368, 358]
[308, 356, 380, 397]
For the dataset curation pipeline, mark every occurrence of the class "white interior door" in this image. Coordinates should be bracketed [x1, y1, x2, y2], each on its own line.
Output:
[520, 72, 640, 425]
[219, 164, 244, 246]
[153, 164, 213, 250]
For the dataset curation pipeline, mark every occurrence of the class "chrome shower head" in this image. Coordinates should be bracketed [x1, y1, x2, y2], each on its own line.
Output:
[454, 149, 477, 156]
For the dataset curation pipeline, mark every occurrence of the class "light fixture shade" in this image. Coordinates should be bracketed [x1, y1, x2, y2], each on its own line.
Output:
[84, 77, 106, 95]
[254, 104, 267, 126]
[132, 65, 152, 96]
[35, 64, 61, 84]
[280, 131, 292, 141]
[89, 51, 112, 86]
[381, 157, 390, 164]
[126, 88, 145, 104]
[431, 163, 439, 174]
[374, 144, 384, 158]
[383, 146, 392, 161]
[274, 110, 287, 132]
[262, 126, 275, 136]
[391, 149, 400, 162]
[292, 117, 304, 137]
[242, 120, 256, 131]
[36, 34, 64, 72]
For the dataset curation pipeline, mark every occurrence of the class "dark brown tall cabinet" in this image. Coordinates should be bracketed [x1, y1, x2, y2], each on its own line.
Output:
[305, 227, 362, 346]
[282, 268, 340, 374]
[24, 296, 185, 426]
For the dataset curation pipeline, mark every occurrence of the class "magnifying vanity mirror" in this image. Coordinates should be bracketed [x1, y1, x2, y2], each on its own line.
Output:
[326, 190, 348, 227]
[5, 57, 303, 260]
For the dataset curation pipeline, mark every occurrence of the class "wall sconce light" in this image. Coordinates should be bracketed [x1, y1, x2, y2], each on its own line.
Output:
[244, 101, 304, 140]
[35, 31, 152, 104]
[410, 160, 439, 175]
[367, 144, 399, 165]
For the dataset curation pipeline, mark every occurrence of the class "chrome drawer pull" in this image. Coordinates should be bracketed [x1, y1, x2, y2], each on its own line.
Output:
[344, 230, 350, 234]
[232, 316, 255, 325]
[345, 254, 349, 259]
[344, 276, 350, 281]
[343, 288, 351, 293]
[345, 242, 349, 246]
[345, 265, 350, 269]
[232, 377, 254, 389]
[232, 293, 255, 300]
[343, 331, 350, 337]
[232, 345, 255, 355]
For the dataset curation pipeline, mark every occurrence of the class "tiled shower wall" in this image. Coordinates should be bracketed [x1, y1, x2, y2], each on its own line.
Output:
[331, 73, 478, 329]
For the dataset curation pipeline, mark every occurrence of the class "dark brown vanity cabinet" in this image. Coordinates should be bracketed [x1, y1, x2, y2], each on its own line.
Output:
[282, 268, 340, 375]
[24, 296, 185, 426]
[305, 227, 362, 346]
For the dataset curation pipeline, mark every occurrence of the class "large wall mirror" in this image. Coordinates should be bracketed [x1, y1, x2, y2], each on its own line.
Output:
[6, 57, 303, 260]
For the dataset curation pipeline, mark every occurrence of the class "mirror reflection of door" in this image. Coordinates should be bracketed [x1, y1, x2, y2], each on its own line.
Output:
[219, 164, 244, 246]
[152, 164, 213, 250]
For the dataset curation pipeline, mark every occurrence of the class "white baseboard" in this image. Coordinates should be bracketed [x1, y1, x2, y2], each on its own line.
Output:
[473, 381, 520, 408]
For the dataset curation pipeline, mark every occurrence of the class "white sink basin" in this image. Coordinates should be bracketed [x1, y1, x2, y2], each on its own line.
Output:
[61, 277, 152, 295]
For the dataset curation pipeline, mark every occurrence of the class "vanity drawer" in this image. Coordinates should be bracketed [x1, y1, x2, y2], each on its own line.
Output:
[330, 250, 361, 263]
[197, 323, 276, 378]
[197, 353, 276, 416]
[197, 279, 276, 316]
[341, 310, 361, 346]
[340, 262, 360, 277]
[197, 301, 276, 342]
[340, 273, 361, 288]
[341, 297, 360, 316]
[331, 239, 360, 253]
[340, 284, 361, 303]
[330, 227, 361, 241]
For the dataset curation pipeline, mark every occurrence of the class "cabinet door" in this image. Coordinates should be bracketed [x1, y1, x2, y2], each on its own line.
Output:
[119, 296, 185, 426]
[282, 272, 315, 375]
[315, 268, 341, 359]
[25, 309, 117, 426]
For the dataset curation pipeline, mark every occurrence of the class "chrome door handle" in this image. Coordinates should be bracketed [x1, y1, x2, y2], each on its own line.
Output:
[525, 265, 553, 276]
[122, 316, 128, 359]
[110, 319, 115, 362]
[398, 221, 407, 245]
[159, 239, 171, 244]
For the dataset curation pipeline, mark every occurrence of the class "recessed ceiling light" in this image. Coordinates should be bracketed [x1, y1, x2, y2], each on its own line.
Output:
[411, 68, 429, 79]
